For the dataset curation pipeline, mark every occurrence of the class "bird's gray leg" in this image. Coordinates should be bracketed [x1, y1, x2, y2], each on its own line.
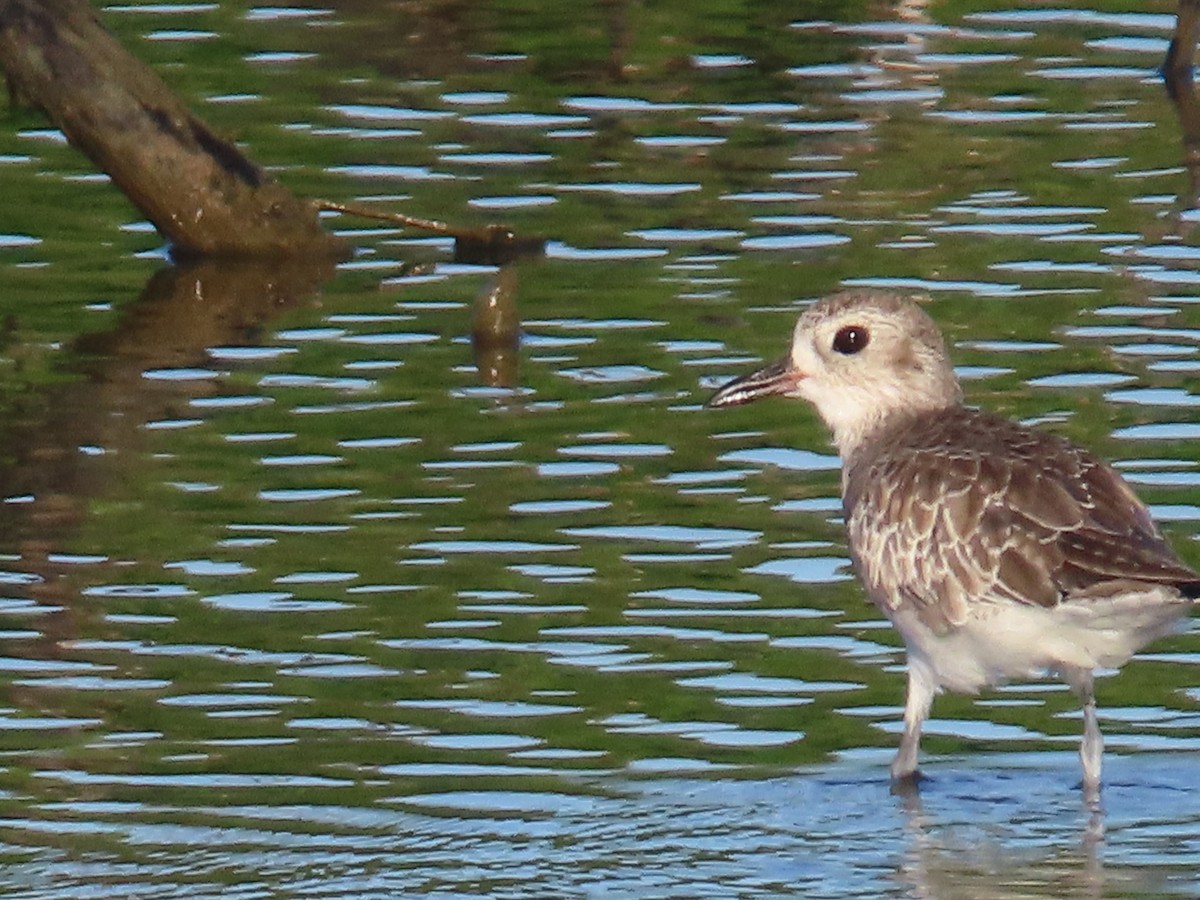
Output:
[892, 658, 936, 784]
[1063, 667, 1103, 794]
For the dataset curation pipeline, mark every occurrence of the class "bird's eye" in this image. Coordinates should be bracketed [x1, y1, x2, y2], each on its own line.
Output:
[832, 325, 869, 355]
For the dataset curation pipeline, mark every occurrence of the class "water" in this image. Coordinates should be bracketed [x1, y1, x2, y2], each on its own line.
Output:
[1, 1, 1199, 895]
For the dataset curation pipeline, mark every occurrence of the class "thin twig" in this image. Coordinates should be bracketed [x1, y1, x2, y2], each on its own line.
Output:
[315, 199, 455, 236]
[316, 198, 545, 266]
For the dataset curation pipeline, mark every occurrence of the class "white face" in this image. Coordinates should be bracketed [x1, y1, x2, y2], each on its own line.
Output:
[788, 302, 961, 454]
[708, 291, 963, 456]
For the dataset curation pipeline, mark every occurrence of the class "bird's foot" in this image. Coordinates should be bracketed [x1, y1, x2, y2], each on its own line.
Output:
[889, 767, 926, 796]
[1078, 776, 1103, 810]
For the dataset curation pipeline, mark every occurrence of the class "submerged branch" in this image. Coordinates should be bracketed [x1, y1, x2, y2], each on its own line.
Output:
[317, 199, 545, 266]
[0, 0, 545, 267]
[0, 0, 349, 259]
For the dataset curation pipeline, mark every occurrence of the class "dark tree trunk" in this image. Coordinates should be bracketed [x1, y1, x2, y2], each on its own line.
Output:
[1166, 1, 1200, 98]
[0, 0, 349, 259]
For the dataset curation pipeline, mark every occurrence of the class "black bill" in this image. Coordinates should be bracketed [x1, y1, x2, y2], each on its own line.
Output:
[707, 356, 802, 408]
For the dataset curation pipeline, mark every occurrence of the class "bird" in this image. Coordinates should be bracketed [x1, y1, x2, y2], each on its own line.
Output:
[708, 289, 1200, 792]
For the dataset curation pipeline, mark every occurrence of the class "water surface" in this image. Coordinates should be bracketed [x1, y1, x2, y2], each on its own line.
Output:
[1, 1, 1199, 896]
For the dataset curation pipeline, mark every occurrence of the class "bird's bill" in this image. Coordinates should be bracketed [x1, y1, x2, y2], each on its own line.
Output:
[707, 356, 805, 408]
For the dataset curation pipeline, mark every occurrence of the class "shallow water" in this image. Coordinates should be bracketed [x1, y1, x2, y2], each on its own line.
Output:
[1, 0, 1200, 896]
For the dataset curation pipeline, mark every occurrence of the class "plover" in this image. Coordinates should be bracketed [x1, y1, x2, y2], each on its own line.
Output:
[709, 289, 1200, 790]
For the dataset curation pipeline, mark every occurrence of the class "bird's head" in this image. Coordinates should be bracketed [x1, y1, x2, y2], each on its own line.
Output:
[709, 290, 963, 458]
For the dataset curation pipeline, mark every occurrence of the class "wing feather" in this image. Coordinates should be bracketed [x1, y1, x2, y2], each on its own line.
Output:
[844, 409, 1200, 633]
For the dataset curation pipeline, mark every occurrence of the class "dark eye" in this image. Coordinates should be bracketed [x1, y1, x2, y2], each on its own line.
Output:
[832, 325, 869, 355]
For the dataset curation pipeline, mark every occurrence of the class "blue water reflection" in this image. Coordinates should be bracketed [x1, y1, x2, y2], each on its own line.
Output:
[2, 0, 1200, 896]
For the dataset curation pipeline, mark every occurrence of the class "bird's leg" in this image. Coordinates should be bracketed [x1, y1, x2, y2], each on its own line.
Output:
[1063, 667, 1103, 793]
[892, 659, 936, 785]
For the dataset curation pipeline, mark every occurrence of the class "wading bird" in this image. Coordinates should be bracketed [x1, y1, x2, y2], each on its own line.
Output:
[709, 290, 1200, 791]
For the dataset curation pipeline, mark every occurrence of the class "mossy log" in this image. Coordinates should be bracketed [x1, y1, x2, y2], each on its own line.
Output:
[1166, 0, 1200, 98]
[0, 0, 349, 259]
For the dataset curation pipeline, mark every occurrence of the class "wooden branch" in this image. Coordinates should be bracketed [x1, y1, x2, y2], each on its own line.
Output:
[0, 0, 349, 259]
[316, 199, 545, 266]
[1166, 0, 1200, 99]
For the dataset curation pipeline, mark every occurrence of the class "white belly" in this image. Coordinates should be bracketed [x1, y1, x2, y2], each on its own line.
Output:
[889, 590, 1190, 695]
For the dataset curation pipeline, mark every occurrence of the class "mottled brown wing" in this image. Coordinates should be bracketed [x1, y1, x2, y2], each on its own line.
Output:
[845, 415, 1200, 632]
